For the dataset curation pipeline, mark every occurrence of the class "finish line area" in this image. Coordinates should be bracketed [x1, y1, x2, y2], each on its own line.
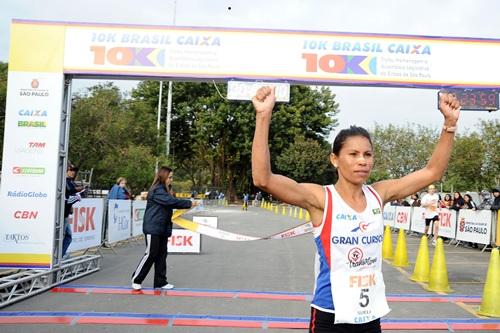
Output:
[0, 205, 498, 332]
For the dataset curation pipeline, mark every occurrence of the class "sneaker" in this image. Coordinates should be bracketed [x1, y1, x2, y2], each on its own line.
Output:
[431, 240, 437, 246]
[131, 283, 142, 290]
[160, 283, 174, 290]
[62, 253, 70, 260]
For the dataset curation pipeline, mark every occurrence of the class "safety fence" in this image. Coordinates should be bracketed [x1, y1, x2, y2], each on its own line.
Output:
[66, 199, 219, 255]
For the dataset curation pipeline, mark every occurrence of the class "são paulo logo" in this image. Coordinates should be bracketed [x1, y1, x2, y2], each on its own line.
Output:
[19, 79, 49, 97]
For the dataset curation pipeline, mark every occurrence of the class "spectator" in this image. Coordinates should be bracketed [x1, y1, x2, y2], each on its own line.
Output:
[410, 194, 421, 207]
[491, 187, 500, 211]
[62, 162, 83, 258]
[451, 191, 465, 211]
[440, 193, 453, 208]
[243, 193, 250, 211]
[421, 184, 440, 246]
[477, 190, 492, 210]
[108, 177, 131, 200]
[131, 166, 196, 290]
[463, 193, 477, 210]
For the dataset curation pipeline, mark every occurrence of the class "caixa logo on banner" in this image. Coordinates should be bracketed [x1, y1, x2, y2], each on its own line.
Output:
[18, 109, 48, 117]
[4, 233, 30, 243]
[19, 79, 49, 97]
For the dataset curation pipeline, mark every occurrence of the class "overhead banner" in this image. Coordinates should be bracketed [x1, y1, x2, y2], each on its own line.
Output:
[59, 21, 500, 88]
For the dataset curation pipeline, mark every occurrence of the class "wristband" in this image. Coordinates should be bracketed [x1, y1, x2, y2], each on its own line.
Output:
[443, 125, 457, 133]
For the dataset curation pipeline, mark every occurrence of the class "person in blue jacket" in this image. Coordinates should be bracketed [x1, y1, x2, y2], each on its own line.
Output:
[131, 166, 196, 290]
[108, 177, 131, 200]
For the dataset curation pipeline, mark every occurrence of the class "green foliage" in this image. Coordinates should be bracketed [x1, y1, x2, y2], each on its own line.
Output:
[69, 82, 158, 195]
[370, 123, 438, 181]
[276, 135, 332, 183]
[0, 62, 7, 168]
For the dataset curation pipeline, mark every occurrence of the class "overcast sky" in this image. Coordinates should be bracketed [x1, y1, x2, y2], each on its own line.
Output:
[1, 0, 499, 137]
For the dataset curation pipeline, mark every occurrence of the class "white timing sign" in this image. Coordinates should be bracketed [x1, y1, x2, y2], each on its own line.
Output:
[227, 81, 290, 102]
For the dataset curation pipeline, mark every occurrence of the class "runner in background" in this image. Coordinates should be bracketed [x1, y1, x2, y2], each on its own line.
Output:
[421, 184, 440, 246]
[251, 87, 460, 333]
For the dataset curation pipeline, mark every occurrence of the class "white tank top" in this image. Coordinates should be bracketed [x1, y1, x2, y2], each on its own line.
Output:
[311, 184, 390, 324]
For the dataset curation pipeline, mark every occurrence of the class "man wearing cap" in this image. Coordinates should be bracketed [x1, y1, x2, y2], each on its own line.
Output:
[62, 162, 83, 259]
[491, 187, 500, 211]
[421, 184, 440, 246]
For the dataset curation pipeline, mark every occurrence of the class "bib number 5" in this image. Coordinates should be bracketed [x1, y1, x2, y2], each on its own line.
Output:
[359, 288, 370, 308]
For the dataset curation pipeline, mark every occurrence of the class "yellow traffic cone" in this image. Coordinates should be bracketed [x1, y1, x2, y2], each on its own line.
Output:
[282, 206, 286, 216]
[426, 238, 452, 293]
[299, 208, 303, 220]
[305, 210, 310, 221]
[393, 228, 408, 267]
[289, 206, 293, 217]
[411, 236, 430, 282]
[382, 225, 394, 260]
[274, 204, 278, 214]
[294, 207, 298, 218]
[477, 248, 500, 317]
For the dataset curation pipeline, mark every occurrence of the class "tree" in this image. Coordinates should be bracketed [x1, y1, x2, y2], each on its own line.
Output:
[0, 62, 7, 168]
[276, 135, 333, 183]
[370, 123, 438, 183]
[69, 82, 158, 194]
[131, 82, 340, 200]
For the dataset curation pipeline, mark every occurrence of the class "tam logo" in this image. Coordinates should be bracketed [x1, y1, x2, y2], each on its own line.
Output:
[351, 221, 373, 233]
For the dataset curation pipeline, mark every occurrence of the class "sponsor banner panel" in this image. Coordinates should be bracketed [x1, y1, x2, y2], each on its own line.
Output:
[62, 23, 500, 88]
[168, 229, 201, 253]
[383, 204, 395, 227]
[192, 216, 218, 229]
[0, 71, 64, 269]
[107, 200, 132, 243]
[67, 199, 105, 252]
[132, 200, 147, 237]
[456, 210, 492, 245]
[394, 207, 411, 231]
[410, 207, 456, 239]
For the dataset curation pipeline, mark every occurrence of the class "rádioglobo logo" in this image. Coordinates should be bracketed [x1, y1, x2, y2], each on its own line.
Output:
[12, 166, 45, 175]
[7, 190, 48, 198]
[19, 78, 49, 97]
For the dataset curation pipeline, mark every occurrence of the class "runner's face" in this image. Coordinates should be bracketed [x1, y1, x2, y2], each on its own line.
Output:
[331, 136, 374, 185]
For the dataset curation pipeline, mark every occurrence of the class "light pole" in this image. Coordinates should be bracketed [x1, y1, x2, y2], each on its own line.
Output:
[166, 0, 177, 159]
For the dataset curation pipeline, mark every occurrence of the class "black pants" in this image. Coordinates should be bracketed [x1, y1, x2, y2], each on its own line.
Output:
[131, 234, 169, 288]
[309, 307, 381, 333]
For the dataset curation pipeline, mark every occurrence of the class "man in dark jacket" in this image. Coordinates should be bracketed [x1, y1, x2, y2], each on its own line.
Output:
[62, 163, 82, 258]
[131, 166, 195, 290]
[491, 187, 500, 211]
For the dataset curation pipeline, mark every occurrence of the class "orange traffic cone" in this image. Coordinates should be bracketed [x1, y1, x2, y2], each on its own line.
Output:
[411, 236, 430, 282]
[382, 225, 394, 260]
[393, 228, 408, 267]
[426, 238, 452, 293]
[477, 248, 500, 317]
